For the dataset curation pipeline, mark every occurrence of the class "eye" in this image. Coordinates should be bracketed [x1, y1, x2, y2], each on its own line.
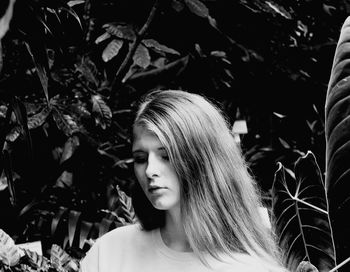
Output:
[161, 154, 169, 161]
[133, 155, 147, 164]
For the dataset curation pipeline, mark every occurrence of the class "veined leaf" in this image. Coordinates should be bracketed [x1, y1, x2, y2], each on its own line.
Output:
[52, 107, 79, 136]
[95, 32, 111, 44]
[0, 228, 21, 266]
[50, 244, 71, 270]
[91, 95, 112, 130]
[116, 186, 136, 223]
[325, 16, 350, 271]
[102, 23, 136, 41]
[184, 0, 209, 18]
[133, 44, 151, 69]
[22, 248, 49, 270]
[271, 151, 336, 272]
[102, 39, 123, 62]
[142, 39, 180, 56]
[76, 57, 99, 88]
[27, 106, 51, 129]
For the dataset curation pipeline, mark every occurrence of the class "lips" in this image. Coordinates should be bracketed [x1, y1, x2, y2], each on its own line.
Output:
[148, 186, 166, 193]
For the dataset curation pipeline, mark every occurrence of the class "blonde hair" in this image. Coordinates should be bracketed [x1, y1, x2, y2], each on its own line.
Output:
[132, 89, 286, 270]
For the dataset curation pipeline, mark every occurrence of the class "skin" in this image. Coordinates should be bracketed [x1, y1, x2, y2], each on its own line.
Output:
[132, 125, 191, 252]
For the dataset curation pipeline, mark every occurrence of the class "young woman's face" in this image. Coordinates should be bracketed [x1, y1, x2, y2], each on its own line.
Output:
[132, 125, 181, 212]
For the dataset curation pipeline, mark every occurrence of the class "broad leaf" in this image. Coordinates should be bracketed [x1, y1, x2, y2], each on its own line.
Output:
[184, 0, 209, 18]
[102, 39, 123, 62]
[91, 95, 112, 130]
[0, 228, 21, 266]
[271, 151, 336, 272]
[27, 106, 50, 129]
[325, 17, 350, 271]
[52, 107, 79, 136]
[133, 44, 151, 69]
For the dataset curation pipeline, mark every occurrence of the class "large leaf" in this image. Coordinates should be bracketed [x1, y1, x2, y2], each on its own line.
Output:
[325, 16, 350, 271]
[271, 151, 336, 272]
[0, 228, 21, 266]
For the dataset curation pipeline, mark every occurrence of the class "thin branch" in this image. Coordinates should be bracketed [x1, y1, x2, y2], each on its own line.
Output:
[111, 0, 160, 94]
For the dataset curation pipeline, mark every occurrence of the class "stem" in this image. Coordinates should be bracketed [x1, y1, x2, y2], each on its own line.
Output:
[329, 256, 350, 272]
[110, 0, 160, 94]
[291, 197, 328, 215]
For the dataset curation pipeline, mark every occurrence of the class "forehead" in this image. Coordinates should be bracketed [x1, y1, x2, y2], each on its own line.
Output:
[132, 125, 163, 150]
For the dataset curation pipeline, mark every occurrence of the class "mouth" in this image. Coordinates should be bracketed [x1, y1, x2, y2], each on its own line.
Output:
[148, 186, 166, 193]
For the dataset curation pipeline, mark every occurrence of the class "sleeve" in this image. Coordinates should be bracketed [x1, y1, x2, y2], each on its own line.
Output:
[79, 240, 100, 272]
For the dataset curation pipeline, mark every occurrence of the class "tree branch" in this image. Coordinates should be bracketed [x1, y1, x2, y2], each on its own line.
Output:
[111, 0, 160, 95]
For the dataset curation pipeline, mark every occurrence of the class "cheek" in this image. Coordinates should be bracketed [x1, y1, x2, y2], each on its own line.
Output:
[134, 165, 146, 186]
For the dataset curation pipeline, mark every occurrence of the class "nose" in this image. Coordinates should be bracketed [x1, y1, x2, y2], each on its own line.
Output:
[145, 154, 160, 178]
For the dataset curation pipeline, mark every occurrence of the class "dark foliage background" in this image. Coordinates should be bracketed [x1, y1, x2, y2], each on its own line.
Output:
[1, 0, 350, 271]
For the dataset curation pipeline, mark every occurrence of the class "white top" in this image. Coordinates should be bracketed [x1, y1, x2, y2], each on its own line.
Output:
[80, 224, 274, 272]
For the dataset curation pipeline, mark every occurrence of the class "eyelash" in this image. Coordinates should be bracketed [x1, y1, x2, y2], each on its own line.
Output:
[133, 155, 169, 164]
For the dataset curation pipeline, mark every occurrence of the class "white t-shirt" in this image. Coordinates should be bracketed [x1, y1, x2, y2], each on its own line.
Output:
[80, 224, 275, 272]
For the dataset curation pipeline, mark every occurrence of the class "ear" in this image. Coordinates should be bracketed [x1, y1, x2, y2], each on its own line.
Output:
[0, 0, 16, 39]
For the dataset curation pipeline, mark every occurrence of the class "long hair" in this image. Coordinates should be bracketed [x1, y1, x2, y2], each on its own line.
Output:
[132, 89, 285, 269]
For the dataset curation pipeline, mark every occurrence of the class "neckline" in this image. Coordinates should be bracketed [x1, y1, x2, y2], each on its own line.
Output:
[152, 228, 197, 262]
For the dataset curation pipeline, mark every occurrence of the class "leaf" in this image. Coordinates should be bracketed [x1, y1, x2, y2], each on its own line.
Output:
[76, 57, 99, 88]
[50, 244, 71, 269]
[102, 39, 123, 62]
[0, 0, 15, 39]
[0, 228, 21, 266]
[91, 95, 112, 129]
[325, 17, 350, 271]
[171, 0, 185, 12]
[95, 32, 111, 44]
[142, 39, 180, 56]
[52, 107, 79, 136]
[271, 151, 336, 272]
[12, 97, 32, 152]
[296, 261, 319, 272]
[27, 106, 51, 129]
[68, 210, 82, 247]
[24, 42, 49, 104]
[6, 126, 22, 142]
[133, 44, 151, 69]
[2, 150, 16, 206]
[67, 0, 85, 7]
[23, 248, 49, 270]
[184, 0, 209, 18]
[102, 23, 136, 41]
[116, 186, 136, 223]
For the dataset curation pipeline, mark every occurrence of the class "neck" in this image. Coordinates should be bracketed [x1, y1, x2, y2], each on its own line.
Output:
[160, 207, 192, 252]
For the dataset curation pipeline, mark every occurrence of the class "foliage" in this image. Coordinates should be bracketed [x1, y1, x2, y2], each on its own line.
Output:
[1, 228, 81, 272]
[324, 16, 350, 272]
[272, 152, 335, 272]
[1, 1, 350, 272]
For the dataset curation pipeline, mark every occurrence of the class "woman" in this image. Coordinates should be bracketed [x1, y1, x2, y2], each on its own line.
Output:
[80, 90, 287, 272]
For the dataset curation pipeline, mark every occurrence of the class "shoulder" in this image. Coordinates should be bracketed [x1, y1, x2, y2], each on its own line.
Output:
[80, 224, 148, 272]
[99, 223, 142, 242]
